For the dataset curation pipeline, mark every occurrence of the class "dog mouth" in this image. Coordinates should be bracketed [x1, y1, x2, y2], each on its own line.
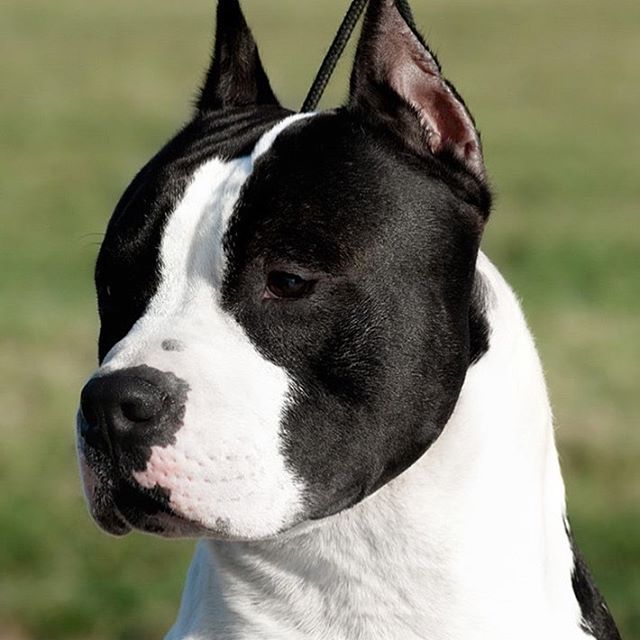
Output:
[80, 450, 210, 538]
[77, 416, 208, 538]
[112, 481, 209, 538]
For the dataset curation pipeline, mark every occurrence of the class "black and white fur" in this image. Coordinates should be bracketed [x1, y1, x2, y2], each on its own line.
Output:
[76, 1, 621, 638]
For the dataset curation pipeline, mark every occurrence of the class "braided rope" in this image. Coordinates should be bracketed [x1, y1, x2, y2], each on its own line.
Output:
[301, 0, 416, 112]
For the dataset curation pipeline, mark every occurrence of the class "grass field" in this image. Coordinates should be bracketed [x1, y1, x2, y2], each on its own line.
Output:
[1, 0, 638, 638]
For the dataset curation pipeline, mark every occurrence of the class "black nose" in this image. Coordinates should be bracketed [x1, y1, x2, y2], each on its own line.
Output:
[79, 366, 185, 456]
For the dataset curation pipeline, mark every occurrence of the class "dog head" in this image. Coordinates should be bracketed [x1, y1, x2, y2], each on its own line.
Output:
[77, 0, 492, 540]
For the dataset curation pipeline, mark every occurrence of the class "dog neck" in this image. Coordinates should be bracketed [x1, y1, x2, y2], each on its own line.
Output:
[166, 253, 589, 640]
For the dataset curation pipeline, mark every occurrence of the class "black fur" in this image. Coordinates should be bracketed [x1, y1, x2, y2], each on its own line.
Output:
[92, 0, 492, 526]
[469, 273, 492, 365]
[76, 429, 132, 536]
[95, 0, 287, 361]
[221, 111, 488, 517]
[95, 0, 492, 519]
[95, 105, 289, 361]
[567, 524, 622, 639]
[197, 0, 279, 112]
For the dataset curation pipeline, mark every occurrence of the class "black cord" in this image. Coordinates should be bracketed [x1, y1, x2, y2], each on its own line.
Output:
[301, 0, 417, 112]
[301, 0, 368, 112]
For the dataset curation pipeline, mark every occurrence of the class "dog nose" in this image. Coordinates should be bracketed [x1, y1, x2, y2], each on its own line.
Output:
[79, 368, 168, 453]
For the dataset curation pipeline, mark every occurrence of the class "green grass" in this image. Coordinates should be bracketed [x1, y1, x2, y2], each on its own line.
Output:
[1, 0, 638, 637]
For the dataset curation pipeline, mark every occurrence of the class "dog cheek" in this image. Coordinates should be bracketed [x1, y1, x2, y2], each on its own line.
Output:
[132, 431, 304, 539]
[132, 446, 182, 491]
[132, 445, 206, 523]
[125, 339, 307, 537]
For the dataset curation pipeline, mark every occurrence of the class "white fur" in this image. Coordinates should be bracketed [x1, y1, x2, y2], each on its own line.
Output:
[98, 114, 313, 539]
[88, 112, 590, 638]
[165, 253, 593, 640]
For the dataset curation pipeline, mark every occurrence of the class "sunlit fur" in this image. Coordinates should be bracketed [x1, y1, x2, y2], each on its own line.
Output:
[165, 253, 592, 640]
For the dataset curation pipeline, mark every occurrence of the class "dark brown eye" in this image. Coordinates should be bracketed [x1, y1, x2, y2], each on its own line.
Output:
[265, 271, 313, 300]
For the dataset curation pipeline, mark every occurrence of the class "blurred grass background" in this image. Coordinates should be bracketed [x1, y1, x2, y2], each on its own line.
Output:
[1, 0, 638, 637]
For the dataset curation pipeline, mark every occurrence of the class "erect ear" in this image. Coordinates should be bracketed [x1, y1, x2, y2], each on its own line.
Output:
[349, 0, 484, 178]
[197, 0, 279, 112]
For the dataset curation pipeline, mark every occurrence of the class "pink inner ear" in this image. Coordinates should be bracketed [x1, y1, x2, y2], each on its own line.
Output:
[413, 81, 479, 154]
[350, 0, 485, 177]
[385, 20, 484, 176]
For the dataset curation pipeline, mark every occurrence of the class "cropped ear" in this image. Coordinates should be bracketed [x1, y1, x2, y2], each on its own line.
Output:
[349, 0, 484, 178]
[197, 0, 279, 112]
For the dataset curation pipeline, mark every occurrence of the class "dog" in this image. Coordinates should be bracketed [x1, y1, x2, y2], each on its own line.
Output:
[75, 1, 621, 638]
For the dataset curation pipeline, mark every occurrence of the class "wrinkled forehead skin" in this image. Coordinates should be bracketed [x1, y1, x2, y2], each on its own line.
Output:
[89, 105, 485, 539]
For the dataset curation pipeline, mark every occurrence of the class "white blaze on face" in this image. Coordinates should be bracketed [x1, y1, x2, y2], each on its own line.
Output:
[100, 114, 313, 539]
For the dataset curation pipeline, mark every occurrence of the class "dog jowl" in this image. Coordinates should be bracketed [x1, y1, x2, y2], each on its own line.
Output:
[77, 1, 620, 638]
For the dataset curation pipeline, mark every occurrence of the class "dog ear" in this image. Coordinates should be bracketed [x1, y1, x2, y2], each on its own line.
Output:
[348, 0, 484, 178]
[197, 0, 279, 112]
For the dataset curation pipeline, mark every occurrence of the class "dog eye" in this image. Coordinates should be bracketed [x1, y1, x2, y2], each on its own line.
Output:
[265, 271, 313, 300]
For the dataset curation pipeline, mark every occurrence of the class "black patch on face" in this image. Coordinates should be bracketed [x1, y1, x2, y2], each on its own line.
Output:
[79, 426, 204, 537]
[222, 111, 490, 518]
[109, 480, 209, 538]
[95, 105, 290, 362]
[77, 429, 131, 536]
[567, 524, 621, 639]
[469, 272, 492, 365]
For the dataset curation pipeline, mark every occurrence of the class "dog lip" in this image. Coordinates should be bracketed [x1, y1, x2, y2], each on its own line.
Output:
[113, 481, 211, 537]
[93, 503, 133, 537]
[78, 420, 179, 538]
[113, 481, 171, 516]
[82, 465, 133, 537]
[77, 417, 132, 537]
[78, 420, 211, 539]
